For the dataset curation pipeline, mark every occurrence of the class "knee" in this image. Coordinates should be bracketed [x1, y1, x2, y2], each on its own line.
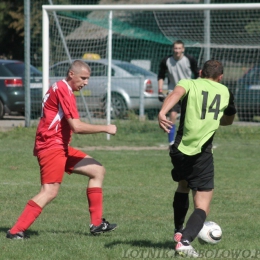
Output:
[45, 189, 58, 202]
[91, 165, 106, 179]
[176, 186, 190, 193]
[43, 187, 59, 201]
[176, 181, 190, 193]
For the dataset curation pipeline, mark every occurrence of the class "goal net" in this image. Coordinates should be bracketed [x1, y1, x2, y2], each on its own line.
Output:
[42, 4, 260, 122]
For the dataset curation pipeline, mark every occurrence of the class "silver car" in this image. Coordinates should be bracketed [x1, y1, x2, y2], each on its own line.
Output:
[49, 59, 162, 119]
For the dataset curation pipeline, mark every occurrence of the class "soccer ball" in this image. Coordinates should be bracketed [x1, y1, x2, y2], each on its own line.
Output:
[197, 221, 222, 244]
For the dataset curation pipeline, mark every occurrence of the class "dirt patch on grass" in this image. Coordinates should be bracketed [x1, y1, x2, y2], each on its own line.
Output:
[76, 146, 168, 151]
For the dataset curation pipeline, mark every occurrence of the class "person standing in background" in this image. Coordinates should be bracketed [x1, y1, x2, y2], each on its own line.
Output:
[158, 40, 199, 146]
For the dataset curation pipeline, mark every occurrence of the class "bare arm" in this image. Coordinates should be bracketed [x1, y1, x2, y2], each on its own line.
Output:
[158, 85, 186, 133]
[67, 118, 117, 135]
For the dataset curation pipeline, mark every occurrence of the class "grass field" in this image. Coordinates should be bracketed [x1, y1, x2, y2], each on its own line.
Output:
[0, 120, 260, 259]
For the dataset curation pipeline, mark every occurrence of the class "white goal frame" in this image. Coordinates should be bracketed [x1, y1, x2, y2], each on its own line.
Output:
[42, 3, 260, 126]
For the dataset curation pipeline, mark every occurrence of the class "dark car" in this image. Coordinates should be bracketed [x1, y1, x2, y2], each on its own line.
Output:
[235, 65, 260, 121]
[0, 59, 43, 119]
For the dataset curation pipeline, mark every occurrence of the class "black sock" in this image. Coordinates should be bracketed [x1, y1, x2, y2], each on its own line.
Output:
[181, 208, 206, 243]
[173, 192, 189, 231]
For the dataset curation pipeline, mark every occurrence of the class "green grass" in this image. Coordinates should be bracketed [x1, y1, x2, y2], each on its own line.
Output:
[0, 121, 260, 259]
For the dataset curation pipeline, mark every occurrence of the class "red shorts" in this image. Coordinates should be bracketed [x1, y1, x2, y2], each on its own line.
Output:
[37, 146, 87, 184]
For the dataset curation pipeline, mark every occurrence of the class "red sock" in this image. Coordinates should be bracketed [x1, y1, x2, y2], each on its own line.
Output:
[87, 187, 103, 226]
[10, 200, 42, 234]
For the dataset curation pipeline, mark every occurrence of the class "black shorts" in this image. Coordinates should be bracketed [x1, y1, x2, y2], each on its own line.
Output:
[169, 145, 214, 191]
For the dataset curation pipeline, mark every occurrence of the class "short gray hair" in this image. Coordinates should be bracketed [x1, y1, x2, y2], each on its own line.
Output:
[67, 60, 91, 76]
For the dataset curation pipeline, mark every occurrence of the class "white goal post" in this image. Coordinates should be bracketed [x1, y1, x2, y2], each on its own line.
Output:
[42, 3, 260, 123]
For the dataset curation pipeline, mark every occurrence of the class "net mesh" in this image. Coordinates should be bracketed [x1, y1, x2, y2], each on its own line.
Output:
[38, 2, 260, 122]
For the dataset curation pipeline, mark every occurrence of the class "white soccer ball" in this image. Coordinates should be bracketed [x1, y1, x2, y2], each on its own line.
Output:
[197, 221, 222, 244]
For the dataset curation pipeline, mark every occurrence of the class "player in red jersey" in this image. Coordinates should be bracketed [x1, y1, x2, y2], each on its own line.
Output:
[7, 60, 117, 239]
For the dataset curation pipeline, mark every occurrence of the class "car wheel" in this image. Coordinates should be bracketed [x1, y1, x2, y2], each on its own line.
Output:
[0, 100, 4, 119]
[103, 93, 127, 119]
[237, 110, 254, 122]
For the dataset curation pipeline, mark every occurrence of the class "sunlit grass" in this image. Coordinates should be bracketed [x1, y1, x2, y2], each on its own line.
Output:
[0, 121, 259, 259]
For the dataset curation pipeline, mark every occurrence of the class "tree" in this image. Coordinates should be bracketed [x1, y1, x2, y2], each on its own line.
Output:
[0, 1, 24, 59]
[0, 0, 100, 62]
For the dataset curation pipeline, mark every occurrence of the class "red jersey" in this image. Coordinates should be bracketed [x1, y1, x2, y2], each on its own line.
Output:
[34, 80, 79, 156]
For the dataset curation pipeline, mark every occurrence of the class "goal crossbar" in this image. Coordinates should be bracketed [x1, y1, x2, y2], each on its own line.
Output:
[42, 4, 260, 11]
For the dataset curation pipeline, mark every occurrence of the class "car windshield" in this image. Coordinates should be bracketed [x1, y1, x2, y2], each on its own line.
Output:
[115, 62, 155, 77]
[5, 63, 42, 77]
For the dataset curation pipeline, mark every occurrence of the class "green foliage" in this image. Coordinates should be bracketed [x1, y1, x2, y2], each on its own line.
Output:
[0, 0, 100, 60]
[0, 1, 23, 59]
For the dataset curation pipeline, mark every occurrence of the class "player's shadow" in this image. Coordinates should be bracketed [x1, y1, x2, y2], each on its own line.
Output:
[46, 228, 95, 237]
[0, 227, 12, 234]
[1, 227, 114, 238]
[0, 227, 39, 238]
[104, 239, 174, 250]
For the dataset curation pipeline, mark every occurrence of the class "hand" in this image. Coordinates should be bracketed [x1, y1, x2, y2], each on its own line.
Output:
[158, 112, 173, 133]
[158, 90, 165, 102]
[106, 124, 117, 135]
